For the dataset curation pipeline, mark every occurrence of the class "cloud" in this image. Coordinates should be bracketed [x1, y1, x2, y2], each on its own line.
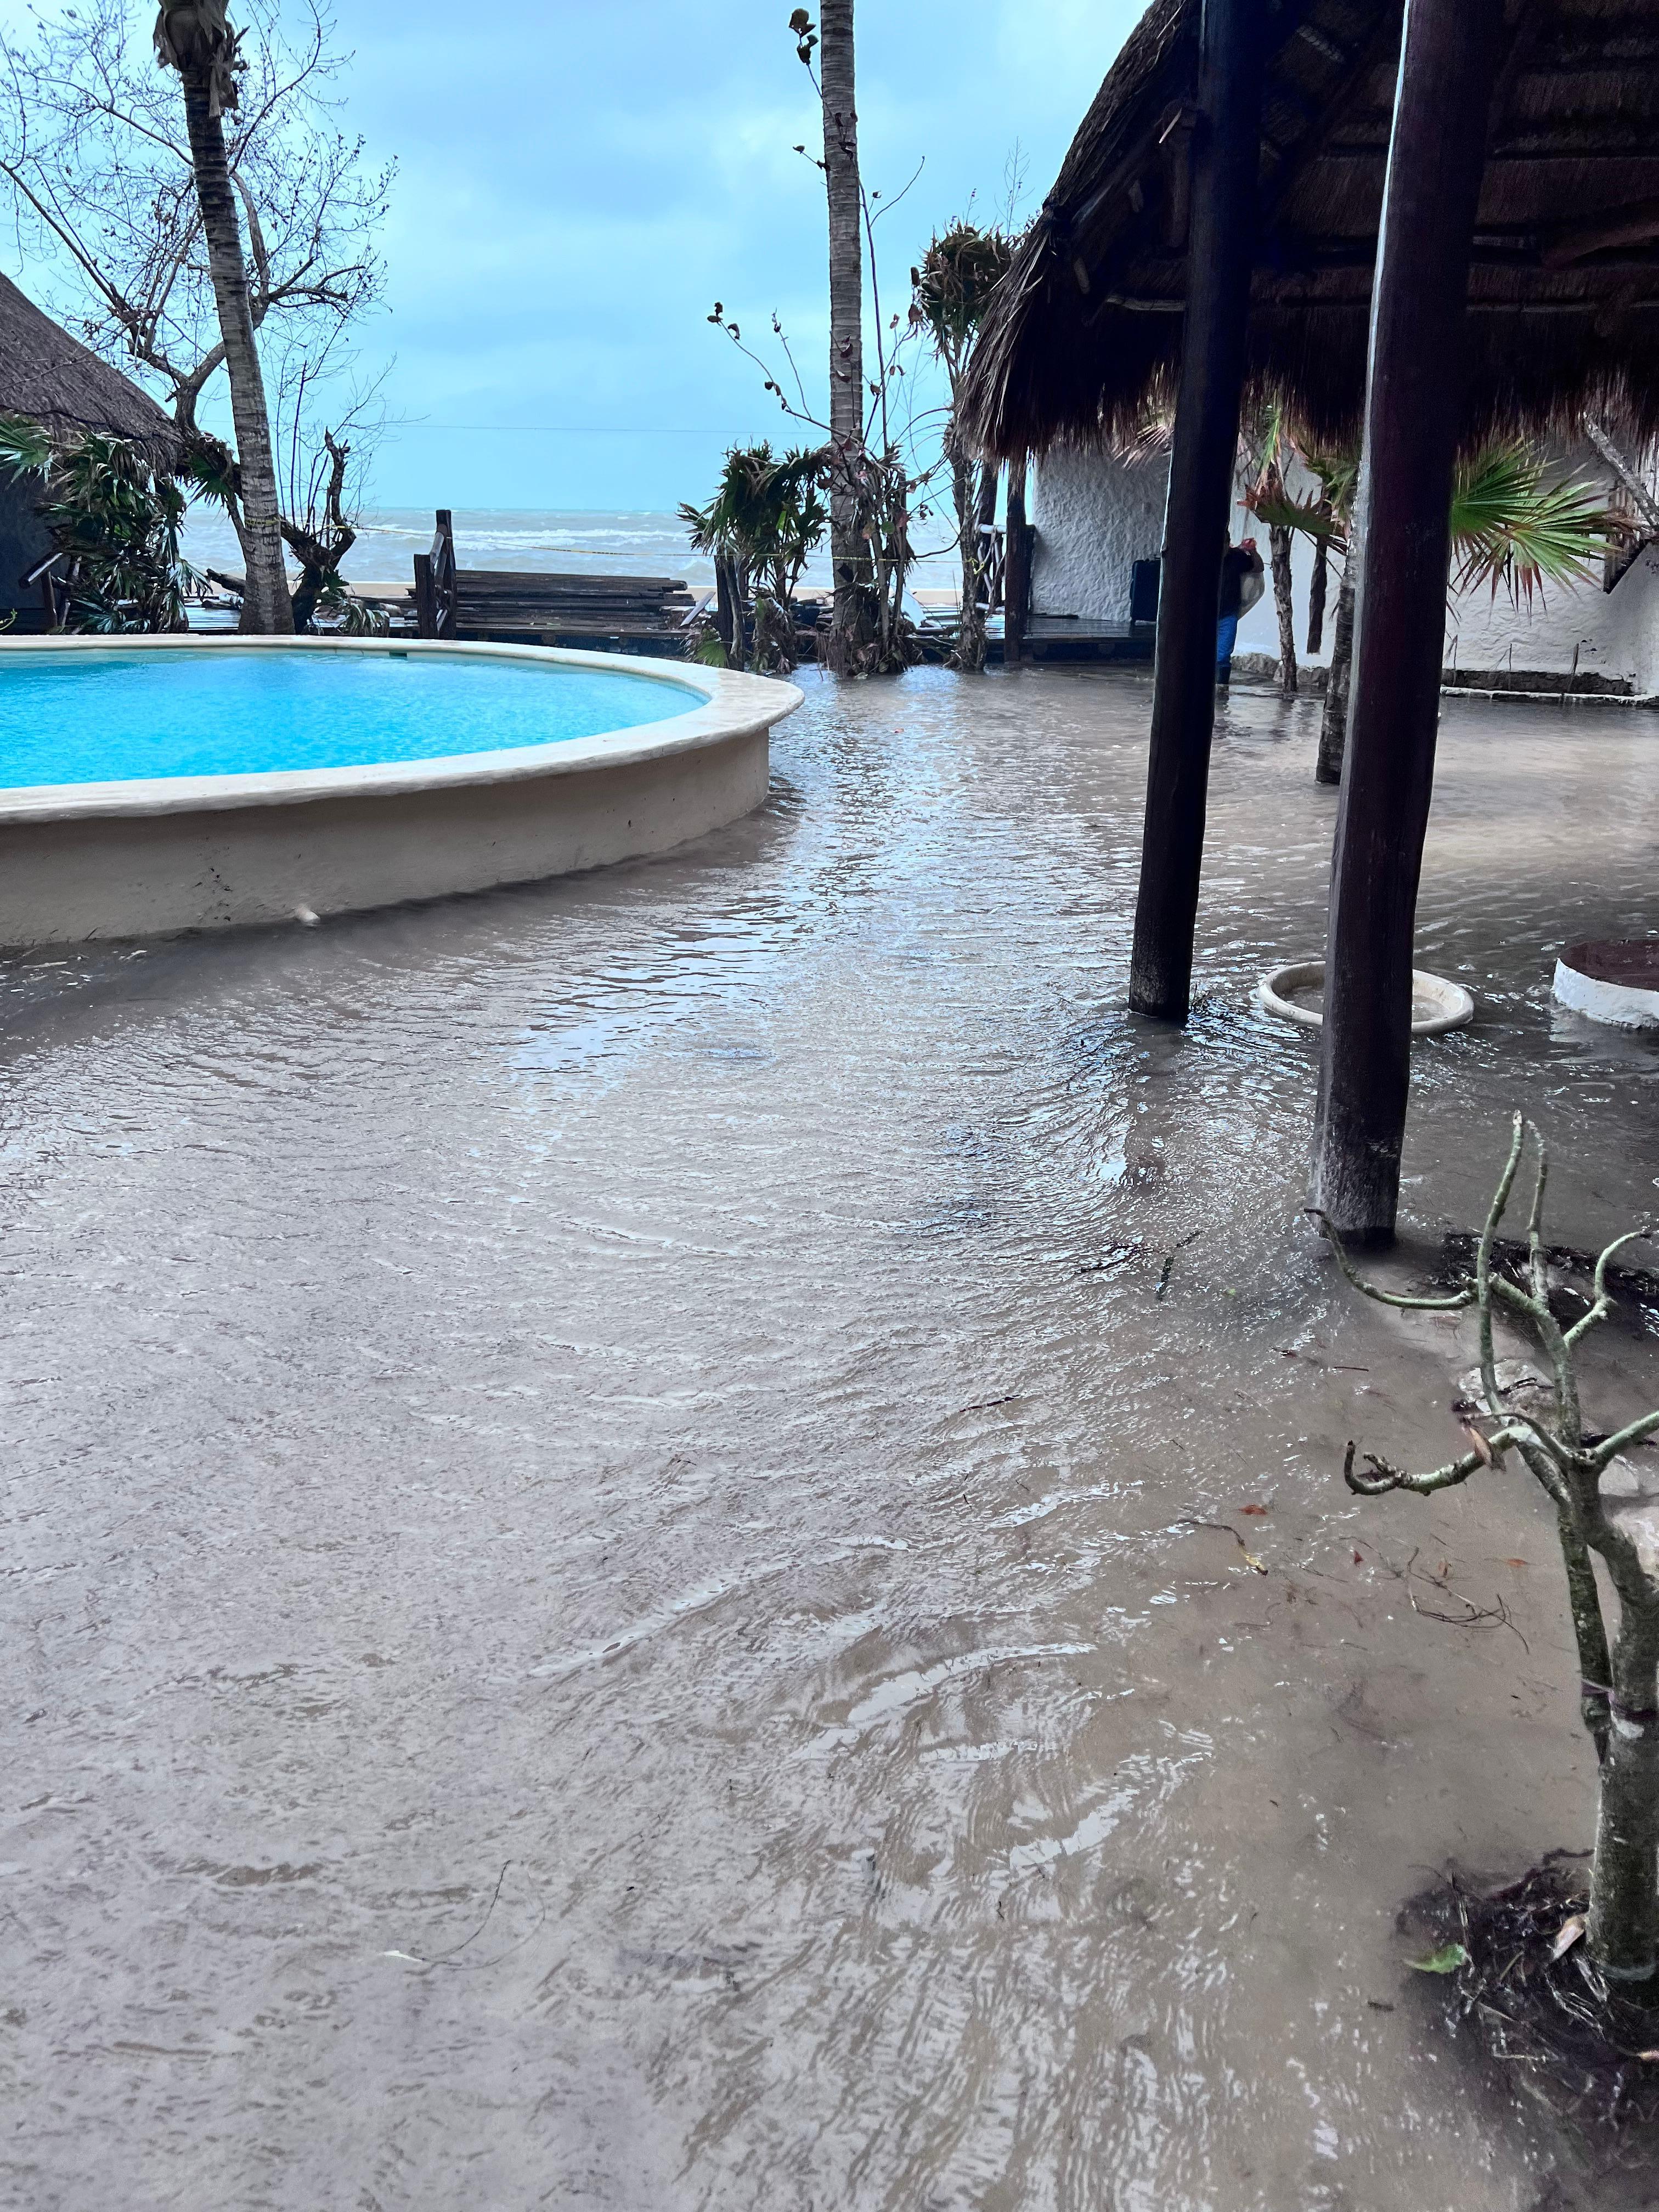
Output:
[0, 0, 1139, 509]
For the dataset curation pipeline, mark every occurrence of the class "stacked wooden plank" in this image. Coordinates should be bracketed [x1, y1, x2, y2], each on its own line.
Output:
[451, 569, 704, 652]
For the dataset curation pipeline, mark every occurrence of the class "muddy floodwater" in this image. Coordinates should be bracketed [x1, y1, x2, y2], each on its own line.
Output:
[5, 667, 1659, 2210]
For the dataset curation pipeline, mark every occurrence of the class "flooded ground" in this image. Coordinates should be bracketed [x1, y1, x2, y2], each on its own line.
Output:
[4, 667, 1659, 2211]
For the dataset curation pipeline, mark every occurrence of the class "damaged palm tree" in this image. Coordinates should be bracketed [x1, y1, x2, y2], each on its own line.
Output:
[1316, 1114, 1659, 1993]
[911, 222, 1015, 673]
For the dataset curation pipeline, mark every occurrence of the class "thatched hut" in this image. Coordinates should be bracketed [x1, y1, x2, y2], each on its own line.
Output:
[966, 0, 1659, 461]
[966, 0, 1659, 1244]
[0, 272, 179, 630]
[966, 0, 1659, 682]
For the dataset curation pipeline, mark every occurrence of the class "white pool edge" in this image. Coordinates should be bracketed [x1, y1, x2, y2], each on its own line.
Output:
[0, 636, 803, 945]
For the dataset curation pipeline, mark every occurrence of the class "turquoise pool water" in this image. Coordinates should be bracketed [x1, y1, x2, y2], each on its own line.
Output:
[0, 647, 702, 789]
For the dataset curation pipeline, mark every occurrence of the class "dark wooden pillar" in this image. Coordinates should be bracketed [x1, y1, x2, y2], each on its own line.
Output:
[1003, 452, 1030, 665]
[1312, 0, 1505, 1245]
[1127, 0, 1267, 1022]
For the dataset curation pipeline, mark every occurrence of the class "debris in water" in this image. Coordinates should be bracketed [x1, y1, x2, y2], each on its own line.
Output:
[1408, 1942, 1470, 1975]
[1553, 1912, 1587, 1960]
[1155, 1230, 1200, 1301]
[1179, 1515, 1269, 1574]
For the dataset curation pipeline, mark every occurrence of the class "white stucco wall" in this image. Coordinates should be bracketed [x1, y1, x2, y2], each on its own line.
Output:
[1030, 444, 1170, 622]
[1031, 441, 1658, 690]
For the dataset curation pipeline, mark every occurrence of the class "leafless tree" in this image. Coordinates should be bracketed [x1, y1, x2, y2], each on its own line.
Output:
[0, 0, 392, 627]
[1317, 1114, 1659, 1990]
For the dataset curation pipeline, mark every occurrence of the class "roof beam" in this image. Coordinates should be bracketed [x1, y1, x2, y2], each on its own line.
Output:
[1259, 8, 1403, 228]
[1543, 196, 1659, 267]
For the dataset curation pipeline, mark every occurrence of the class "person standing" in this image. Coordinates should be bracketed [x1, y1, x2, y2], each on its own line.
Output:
[1216, 534, 1266, 686]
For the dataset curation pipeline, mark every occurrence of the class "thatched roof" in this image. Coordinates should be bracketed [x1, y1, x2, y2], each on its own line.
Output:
[966, 0, 1659, 458]
[0, 273, 179, 457]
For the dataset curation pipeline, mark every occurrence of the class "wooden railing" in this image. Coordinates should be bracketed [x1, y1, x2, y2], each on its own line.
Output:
[413, 509, 457, 639]
[974, 523, 1007, 617]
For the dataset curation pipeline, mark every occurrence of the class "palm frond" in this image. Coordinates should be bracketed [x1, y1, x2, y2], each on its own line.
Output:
[1242, 483, 1347, 547]
[1451, 442, 1618, 608]
[0, 413, 53, 479]
[910, 224, 1018, 364]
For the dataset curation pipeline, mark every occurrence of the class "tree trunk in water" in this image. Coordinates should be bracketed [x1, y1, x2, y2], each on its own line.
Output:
[950, 434, 985, 672]
[819, 0, 874, 673]
[179, 78, 292, 636]
[1311, 0, 1504, 1245]
[1306, 517, 1330, 653]
[1316, 557, 1356, 784]
[1270, 524, 1297, 696]
[1003, 453, 1030, 667]
[1588, 1593, 1659, 1985]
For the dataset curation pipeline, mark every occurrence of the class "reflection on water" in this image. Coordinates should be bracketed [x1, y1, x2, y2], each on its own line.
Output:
[3, 669, 1657, 2208]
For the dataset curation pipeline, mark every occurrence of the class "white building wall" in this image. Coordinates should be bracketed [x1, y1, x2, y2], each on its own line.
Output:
[1030, 440, 1659, 692]
[1030, 444, 1170, 622]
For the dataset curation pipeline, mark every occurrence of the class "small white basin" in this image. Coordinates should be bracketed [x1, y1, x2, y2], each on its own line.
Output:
[1553, 939, 1659, 1030]
[1256, 960, 1475, 1037]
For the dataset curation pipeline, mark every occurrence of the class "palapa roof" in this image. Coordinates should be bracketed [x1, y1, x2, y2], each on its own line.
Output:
[966, 0, 1659, 458]
[0, 272, 179, 457]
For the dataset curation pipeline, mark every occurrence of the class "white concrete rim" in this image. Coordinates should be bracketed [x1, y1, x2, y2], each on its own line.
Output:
[1553, 957, 1659, 1031]
[0, 634, 803, 821]
[1256, 959, 1476, 1037]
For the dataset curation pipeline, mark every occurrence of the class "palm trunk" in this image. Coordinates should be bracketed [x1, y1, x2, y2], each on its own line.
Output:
[179, 78, 292, 635]
[1307, 521, 1330, 654]
[1269, 523, 1297, 697]
[715, 556, 739, 665]
[819, 0, 873, 672]
[1316, 556, 1356, 784]
[950, 432, 985, 672]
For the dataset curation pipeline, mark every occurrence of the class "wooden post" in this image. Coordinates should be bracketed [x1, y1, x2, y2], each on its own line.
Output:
[1312, 0, 1505, 1245]
[413, 552, 434, 639]
[414, 509, 456, 640]
[1004, 452, 1030, 666]
[1127, 0, 1268, 1022]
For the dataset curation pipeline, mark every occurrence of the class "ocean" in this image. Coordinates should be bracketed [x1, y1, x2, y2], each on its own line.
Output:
[181, 506, 961, 600]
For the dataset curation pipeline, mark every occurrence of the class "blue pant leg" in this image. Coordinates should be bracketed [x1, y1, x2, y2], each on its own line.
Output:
[1216, 612, 1240, 672]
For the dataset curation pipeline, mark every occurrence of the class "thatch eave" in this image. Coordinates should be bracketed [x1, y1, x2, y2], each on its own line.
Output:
[0, 273, 180, 464]
[965, 0, 1659, 461]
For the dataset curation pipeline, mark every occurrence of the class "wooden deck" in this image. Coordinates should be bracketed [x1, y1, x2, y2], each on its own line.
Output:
[1020, 617, 1156, 664]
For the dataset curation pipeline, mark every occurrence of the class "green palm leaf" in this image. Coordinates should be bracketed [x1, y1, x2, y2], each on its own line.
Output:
[1450, 442, 1617, 608]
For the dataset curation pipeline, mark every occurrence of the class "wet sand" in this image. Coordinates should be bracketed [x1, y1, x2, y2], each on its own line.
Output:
[4, 667, 1659, 2210]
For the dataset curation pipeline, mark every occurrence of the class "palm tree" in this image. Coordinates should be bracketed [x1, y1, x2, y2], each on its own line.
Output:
[0, 415, 193, 632]
[1242, 405, 1302, 700]
[912, 223, 1016, 673]
[680, 444, 828, 673]
[798, 3, 876, 671]
[1248, 440, 1616, 783]
[153, 2, 292, 634]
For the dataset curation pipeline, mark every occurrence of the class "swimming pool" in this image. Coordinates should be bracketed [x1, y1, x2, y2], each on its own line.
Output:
[0, 646, 704, 788]
[0, 637, 801, 944]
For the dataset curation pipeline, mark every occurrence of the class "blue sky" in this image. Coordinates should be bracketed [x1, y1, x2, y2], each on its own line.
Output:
[326, 0, 1142, 511]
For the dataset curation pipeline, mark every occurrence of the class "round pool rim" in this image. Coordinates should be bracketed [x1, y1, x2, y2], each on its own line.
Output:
[0, 633, 793, 820]
[0, 635, 801, 947]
